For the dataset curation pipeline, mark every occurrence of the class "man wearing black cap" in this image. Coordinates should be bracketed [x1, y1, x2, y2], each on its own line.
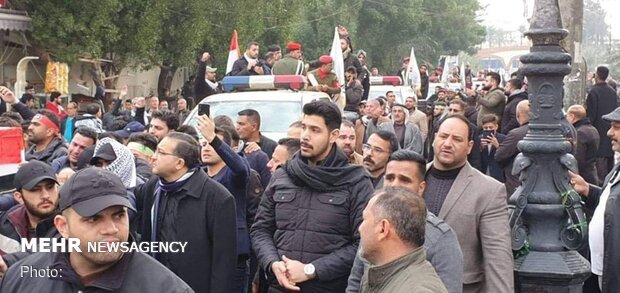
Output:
[345, 66, 363, 113]
[570, 105, 620, 292]
[0, 161, 59, 255]
[0, 168, 193, 292]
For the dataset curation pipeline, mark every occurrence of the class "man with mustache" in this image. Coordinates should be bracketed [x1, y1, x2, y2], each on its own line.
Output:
[476, 72, 506, 128]
[337, 120, 363, 165]
[0, 161, 60, 255]
[363, 131, 399, 188]
[251, 101, 374, 292]
[51, 127, 98, 173]
[0, 168, 192, 292]
[25, 110, 68, 165]
[425, 114, 513, 292]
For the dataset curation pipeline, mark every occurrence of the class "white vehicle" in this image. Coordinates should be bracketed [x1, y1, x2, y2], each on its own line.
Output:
[367, 76, 416, 104]
[184, 75, 331, 141]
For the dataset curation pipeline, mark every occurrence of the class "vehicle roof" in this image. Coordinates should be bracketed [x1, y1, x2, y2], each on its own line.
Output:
[198, 90, 330, 104]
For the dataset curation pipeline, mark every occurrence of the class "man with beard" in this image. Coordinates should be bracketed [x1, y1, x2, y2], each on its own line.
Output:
[477, 72, 506, 128]
[405, 96, 428, 141]
[501, 78, 527, 134]
[194, 52, 220, 103]
[0, 168, 192, 292]
[363, 131, 399, 188]
[51, 127, 98, 173]
[251, 101, 373, 292]
[337, 120, 363, 165]
[25, 110, 68, 165]
[0, 161, 60, 255]
[426, 115, 513, 292]
[231, 41, 267, 76]
[176, 97, 190, 123]
[380, 104, 423, 153]
[45, 91, 67, 121]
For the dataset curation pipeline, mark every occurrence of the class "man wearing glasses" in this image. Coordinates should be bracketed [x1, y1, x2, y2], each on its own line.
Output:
[135, 132, 237, 293]
[362, 131, 400, 189]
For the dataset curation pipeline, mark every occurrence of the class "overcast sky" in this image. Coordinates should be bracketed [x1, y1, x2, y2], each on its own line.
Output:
[478, 0, 620, 39]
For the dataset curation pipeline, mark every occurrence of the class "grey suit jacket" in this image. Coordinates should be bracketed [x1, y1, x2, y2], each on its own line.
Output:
[379, 122, 424, 154]
[427, 162, 514, 293]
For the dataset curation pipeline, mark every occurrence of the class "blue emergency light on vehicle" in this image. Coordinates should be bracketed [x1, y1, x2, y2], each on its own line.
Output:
[369, 76, 402, 86]
[222, 75, 306, 92]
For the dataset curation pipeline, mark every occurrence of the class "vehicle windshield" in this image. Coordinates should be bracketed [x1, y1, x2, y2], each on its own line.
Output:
[187, 100, 302, 134]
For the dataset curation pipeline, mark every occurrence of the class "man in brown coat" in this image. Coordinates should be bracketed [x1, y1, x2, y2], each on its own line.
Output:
[424, 114, 513, 292]
[477, 72, 506, 128]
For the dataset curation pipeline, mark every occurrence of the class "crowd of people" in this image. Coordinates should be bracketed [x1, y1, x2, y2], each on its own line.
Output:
[0, 30, 618, 293]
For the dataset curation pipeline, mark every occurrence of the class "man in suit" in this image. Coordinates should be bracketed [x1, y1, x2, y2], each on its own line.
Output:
[479, 114, 506, 182]
[424, 114, 513, 292]
[496, 100, 530, 196]
[380, 103, 424, 154]
[586, 66, 618, 184]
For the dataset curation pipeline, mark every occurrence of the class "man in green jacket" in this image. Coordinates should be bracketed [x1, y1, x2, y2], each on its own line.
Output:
[272, 42, 305, 75]
[307, 55, 341, 96]
[358, 187, 448, 293]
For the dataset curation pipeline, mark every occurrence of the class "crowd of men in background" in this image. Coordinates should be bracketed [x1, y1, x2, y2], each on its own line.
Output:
[0, 27, 618, 292]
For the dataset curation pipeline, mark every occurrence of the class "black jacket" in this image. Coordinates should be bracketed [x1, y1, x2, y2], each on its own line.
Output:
[501, 90, 528, 134]
[495, 123, 529, 196]
[574, 118, 600, 185]
[586, 165, 620, 293]
[0, 205, 57, 255]
[0, 250, 193, 292]
[251, 145, 374, 293]
[136, 169, 237, 293]
[194, 61, 219, 102]
[586, 82, 618, 157]
[25, 137, 67, 165]
[258, 134, 278, 159]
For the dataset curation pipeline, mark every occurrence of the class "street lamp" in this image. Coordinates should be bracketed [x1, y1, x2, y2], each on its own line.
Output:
[509, 0, 591, 291]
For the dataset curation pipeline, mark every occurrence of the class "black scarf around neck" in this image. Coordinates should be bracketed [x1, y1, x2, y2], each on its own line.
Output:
[284, 144, 368, 192]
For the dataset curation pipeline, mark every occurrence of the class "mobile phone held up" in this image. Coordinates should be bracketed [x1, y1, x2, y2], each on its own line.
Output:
[198, 104, 210, 117]
[481, 130, 494, 139]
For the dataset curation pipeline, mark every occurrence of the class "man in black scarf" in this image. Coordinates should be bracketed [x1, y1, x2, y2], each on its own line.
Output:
[251, 101, 374, 293]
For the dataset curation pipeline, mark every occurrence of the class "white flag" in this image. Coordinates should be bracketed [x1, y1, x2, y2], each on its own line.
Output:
[407, 47, 421, 88]
[460, 62, 466, 89]
[329, 27, 345, 86]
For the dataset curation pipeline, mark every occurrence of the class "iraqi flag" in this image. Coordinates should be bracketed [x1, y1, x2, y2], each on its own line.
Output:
[329, 27, 345, 87]
[225, 30, 240, 75]
[406, 47, 421, 89]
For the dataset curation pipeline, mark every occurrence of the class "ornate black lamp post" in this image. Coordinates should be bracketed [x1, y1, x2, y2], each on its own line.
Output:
[508, 0, 591, 291]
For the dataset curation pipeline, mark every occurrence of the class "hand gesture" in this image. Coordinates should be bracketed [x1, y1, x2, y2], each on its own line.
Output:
[337, 25, 349, 37]
[201, 52, 211, 62]
[247, 59, 257, 70]
[488, 133, 499, 148]
[244, 142, 261, 154]
[119, 84, 128, 99]
[133, 97, 146, 108]
[271, 260, 300, 291]
[0, 86, 17, 104]
[196, 114, 216, 142]
[569, 171, 589, 197]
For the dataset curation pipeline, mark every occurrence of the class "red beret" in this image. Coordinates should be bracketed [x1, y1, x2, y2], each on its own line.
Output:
[319, 55, 333, 64]
[287, 42, 301, 51]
